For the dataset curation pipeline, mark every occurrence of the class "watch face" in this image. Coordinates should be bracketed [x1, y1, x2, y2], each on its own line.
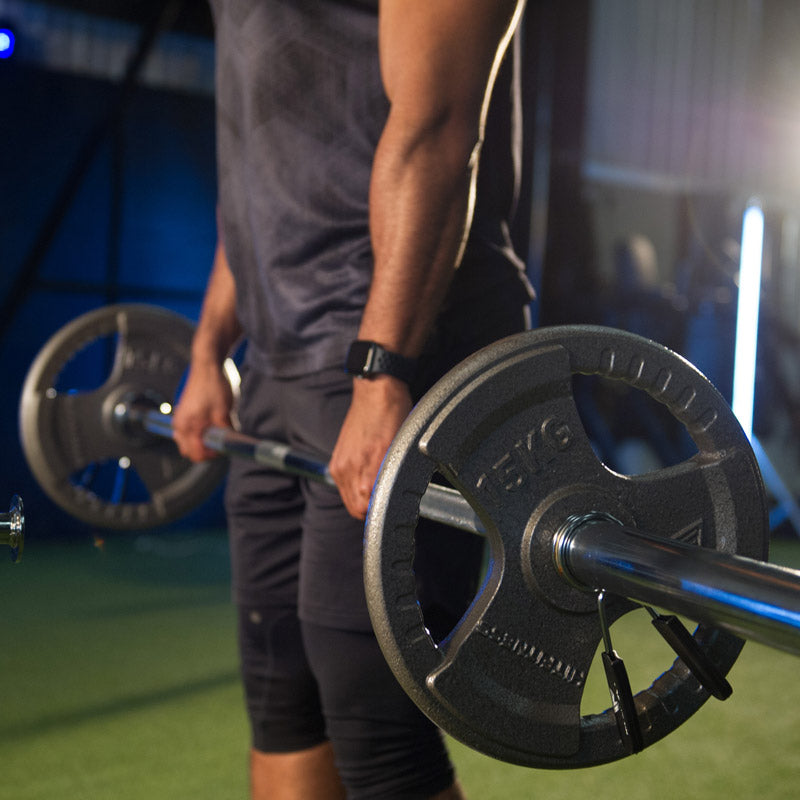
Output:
[345, 341, 374, 375]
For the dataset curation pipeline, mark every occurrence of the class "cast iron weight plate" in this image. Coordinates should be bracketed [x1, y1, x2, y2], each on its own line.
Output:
[364, 325, 768, 768]
[19, 304, 230, 530]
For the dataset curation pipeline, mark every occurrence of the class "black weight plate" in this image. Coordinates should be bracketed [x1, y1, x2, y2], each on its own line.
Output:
[19, 304, 230, 530]
[364, 325, 768, 768]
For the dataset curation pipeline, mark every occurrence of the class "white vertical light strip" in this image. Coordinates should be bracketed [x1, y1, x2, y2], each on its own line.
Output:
[731, 202, 765, 439]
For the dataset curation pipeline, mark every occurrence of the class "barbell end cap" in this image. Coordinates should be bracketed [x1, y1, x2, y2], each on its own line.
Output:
[1, 495, 24, 564]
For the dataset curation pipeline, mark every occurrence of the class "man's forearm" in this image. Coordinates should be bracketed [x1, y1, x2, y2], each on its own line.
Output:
[192, 240, 243, 367]
[172, 241, 242, 461]
[358, 115, 477, 358]
[358, 0, 525, 359]
[329, 0, 525, 519]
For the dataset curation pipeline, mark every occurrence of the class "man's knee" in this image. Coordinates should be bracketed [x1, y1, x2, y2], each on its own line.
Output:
[238, 605, 326, 752]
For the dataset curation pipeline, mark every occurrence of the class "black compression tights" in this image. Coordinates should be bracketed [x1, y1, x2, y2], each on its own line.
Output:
[301, 620, 456, 799]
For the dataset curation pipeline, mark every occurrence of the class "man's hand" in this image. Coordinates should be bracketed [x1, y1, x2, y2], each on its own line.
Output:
[172, 360, 235, 462]
[329, 376, 413, 520]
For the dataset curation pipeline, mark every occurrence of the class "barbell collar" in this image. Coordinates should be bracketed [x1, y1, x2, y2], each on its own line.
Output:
[132, 407, 486, 535]
[555, 516, 800, 655]
[1, 495, 25, 563]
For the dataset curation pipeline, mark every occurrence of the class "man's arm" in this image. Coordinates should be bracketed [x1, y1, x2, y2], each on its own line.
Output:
[173, 240, 243, 462]
[329, 0, 526, 518]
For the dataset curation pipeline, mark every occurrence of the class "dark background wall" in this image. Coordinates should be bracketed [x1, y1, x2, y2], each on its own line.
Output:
[2, 0, 799, 544]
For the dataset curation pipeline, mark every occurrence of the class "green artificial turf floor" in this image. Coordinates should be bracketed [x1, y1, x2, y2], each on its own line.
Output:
[1, 532, 799, 799]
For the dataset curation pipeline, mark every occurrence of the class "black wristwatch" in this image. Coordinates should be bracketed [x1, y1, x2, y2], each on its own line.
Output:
[344, 340, 417, 384]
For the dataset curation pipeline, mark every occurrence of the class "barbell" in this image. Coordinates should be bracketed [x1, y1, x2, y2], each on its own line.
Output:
[16, 303, 800, 769]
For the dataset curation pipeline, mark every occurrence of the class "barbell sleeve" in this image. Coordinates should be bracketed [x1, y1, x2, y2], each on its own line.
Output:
[137, 409, 486, 535]
[555, 517, 800, 655]
[1, 495, 24, 563]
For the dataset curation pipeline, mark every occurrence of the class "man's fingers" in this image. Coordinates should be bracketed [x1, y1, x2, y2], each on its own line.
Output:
[329, 455, 374, 521]
[174, 418, 217, 463]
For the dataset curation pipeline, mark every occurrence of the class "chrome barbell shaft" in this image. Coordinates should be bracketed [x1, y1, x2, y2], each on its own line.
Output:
[556, 518, 800, 655]
[136, 409, 485, 535]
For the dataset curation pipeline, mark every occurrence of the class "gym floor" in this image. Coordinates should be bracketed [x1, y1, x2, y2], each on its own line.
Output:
[2, 531, 799, 799]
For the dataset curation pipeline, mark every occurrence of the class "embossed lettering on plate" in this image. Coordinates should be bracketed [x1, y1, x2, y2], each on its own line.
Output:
[476, 620, 586, 686]
[475, 420, 573, 503]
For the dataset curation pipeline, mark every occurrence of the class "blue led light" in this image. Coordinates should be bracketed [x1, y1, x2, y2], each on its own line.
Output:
[0, 28, 14, 58]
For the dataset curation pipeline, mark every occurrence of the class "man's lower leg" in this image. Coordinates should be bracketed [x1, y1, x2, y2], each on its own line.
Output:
[250, 741, 346, 800]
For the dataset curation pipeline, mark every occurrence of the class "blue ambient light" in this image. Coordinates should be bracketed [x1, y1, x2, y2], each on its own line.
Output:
[0, 28, 15, 58]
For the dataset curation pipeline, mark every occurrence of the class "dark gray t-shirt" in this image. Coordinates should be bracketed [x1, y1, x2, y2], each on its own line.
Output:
[211, 0, 532, 378]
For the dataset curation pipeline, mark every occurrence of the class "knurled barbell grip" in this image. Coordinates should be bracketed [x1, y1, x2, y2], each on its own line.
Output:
[137, 409, 486, 536]
[1, 495, 24, 563]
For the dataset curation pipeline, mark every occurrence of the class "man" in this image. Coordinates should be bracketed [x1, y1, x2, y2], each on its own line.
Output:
[173, 1, 533, 797]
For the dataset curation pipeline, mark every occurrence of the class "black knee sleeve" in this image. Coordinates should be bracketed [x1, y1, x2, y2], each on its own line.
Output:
[238, 605, 327, 752]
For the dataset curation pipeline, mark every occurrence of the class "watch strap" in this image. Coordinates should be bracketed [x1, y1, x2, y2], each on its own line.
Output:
[345, 340, 417, 384]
